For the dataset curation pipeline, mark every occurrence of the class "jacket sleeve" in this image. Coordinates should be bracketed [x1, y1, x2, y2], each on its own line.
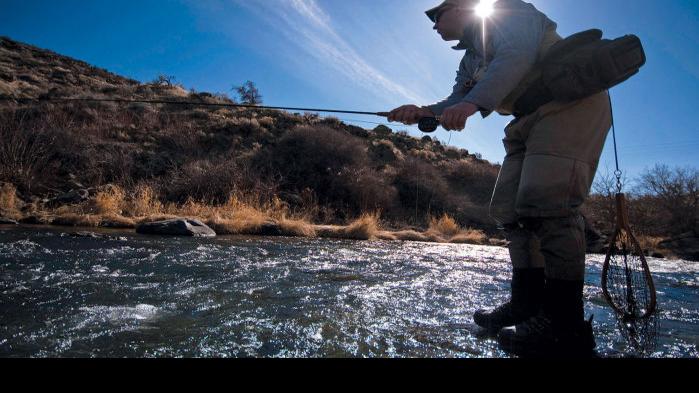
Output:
[424, 82, 471, 116]
[462, 10, 547, 113]
[425, 56, 473, 116]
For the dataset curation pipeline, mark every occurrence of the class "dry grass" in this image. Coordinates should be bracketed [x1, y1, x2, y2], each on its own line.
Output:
[393, 230, 433, 242]
[94, 184, 125, 215]
[4, 180, 494, 244]
[206, 216, 269, 235]
[52, 213, 101, 227]
[0, 183, 21, 219]
[128, 184, 162, 217]
[636, 235, 664, 253]
[315, 225, 346, 239]
[137, 214, 182, 224]
[313, 213, 380, 240]
[340, 212, 380, 240]
[376, 231, 398, 241]
[428, 214, 461, 238]
[0, 183, 18, 212]
[450, 228, 488, 245]
[100, 214, 136, 228]
[279, 217, 316, 237]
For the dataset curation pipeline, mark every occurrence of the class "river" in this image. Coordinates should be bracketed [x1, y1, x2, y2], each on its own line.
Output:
[1, 226, 697, 358]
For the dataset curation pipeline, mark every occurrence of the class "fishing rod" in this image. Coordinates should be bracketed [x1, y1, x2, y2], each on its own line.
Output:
[0, 96, 442, 133]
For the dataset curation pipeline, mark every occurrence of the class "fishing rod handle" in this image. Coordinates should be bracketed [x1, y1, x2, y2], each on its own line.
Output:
[377, 112, 440, 133]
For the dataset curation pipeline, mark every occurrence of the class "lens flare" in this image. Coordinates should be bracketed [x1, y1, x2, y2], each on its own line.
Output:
[475, 0, 495, 18]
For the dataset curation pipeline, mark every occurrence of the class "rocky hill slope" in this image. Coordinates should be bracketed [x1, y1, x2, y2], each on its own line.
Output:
[0, 36, 504, 238]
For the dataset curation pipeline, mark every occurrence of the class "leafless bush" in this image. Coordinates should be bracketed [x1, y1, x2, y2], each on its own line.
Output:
[233, 80, 262, 105]
[164, 159, 241, 204]
[444, 159, 499, 205]
[635, 164, 698, 235]
[151, 74, 176, 87]
[0, 109, 58, 193]
[259, 125, 369, 209]
[394, 157, 451, 223]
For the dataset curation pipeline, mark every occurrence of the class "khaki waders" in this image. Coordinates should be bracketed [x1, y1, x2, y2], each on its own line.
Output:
[489, 90, 612, 281]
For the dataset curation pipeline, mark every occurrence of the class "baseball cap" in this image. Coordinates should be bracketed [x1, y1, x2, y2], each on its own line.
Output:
[425, 0, 476, 23]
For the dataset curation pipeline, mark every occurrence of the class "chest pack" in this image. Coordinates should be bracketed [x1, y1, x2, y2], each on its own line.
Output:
[513, 29, 646, 118]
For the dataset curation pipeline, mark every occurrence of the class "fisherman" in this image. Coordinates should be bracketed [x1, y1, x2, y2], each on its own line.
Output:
[388, 0, 612, 357]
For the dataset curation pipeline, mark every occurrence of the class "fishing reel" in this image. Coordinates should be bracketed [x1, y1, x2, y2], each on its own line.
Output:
[418, 116, 440, 133]
[375, 112, 440, 133]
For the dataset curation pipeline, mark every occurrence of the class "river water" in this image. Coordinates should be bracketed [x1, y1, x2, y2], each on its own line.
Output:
[1, 226, 697, 358]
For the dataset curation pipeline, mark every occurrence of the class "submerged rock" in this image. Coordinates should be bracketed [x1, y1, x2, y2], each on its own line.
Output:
[0, 217, 19, 225]
[136, 218, 216, 237]
[70, 231, 104, 238]
[65, 231, 127, 241]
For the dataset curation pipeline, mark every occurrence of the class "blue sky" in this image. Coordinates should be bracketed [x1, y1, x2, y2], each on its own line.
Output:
[1, 0, 698, 183]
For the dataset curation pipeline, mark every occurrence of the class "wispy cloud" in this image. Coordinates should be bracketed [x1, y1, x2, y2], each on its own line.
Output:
[231, 0, 425, 103]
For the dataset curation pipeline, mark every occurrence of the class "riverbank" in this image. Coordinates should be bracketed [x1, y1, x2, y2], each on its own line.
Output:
[0, 183, 504, 246]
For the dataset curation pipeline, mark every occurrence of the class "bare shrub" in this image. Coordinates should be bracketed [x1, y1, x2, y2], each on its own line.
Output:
[150, 74, 176, 87]
[0, 110, 57, 193]
[394, 157, 451, 222]
[164, 159, 247, 204]
[233, 80, 263, 105]
[635, 164, 698, 235]
[337, 167, 398, 214]
[445, 159, 499, 205]
[259, 125, 371, 213]
[369, 140, 403, 165]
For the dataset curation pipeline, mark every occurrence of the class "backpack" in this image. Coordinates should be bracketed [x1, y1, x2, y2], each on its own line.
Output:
[513, 29, 646, 117]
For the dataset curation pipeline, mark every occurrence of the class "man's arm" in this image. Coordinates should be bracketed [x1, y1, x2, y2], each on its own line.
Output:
[462, 9, 547, 113]
[425, 81, 472, 117]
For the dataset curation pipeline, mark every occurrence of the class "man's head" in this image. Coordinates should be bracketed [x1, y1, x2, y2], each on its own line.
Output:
[426, 0, 479, 42]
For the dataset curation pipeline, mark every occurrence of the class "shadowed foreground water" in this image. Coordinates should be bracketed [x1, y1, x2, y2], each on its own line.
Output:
[1, 226, 697, 358]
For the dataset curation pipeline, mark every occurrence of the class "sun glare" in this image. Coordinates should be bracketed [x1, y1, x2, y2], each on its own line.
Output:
[475, 0, 495, 18]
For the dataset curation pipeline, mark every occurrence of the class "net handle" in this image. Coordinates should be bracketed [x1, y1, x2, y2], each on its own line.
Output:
[602, 193, 658, 318]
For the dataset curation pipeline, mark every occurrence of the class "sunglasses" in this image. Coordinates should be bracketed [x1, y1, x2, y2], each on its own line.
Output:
[434, 6, 474, 23]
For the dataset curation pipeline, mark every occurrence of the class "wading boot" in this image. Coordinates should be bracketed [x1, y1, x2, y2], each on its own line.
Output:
[473, 268, 544, 332]
[497, 279, 596, 358]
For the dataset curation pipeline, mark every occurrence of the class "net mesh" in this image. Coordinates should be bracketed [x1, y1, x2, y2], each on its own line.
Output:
[604, 229, 658, 355]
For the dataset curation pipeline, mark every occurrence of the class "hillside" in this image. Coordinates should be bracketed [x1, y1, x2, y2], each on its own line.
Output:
[0, 36, 507, 243]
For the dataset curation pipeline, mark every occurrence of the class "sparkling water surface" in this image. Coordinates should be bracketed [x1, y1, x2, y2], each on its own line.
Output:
[1, 226, 697, 358]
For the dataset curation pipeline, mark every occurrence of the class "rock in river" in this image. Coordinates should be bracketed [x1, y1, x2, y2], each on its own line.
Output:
[0, 217, 19, 225]
[136, 218, 216, 237]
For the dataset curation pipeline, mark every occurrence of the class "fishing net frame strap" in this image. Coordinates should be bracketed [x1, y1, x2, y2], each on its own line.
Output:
[601, 193, 658, 319]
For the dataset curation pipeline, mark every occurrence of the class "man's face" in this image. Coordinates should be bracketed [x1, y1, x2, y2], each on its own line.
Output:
[433, 6, 473, 41]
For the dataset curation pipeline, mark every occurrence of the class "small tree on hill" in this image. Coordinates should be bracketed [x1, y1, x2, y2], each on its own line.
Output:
[233, 80, 263, 105]
[152, 74, 176, 87]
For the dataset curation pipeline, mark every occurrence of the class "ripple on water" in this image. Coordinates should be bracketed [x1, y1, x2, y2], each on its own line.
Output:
[75, 304, 161, 327]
